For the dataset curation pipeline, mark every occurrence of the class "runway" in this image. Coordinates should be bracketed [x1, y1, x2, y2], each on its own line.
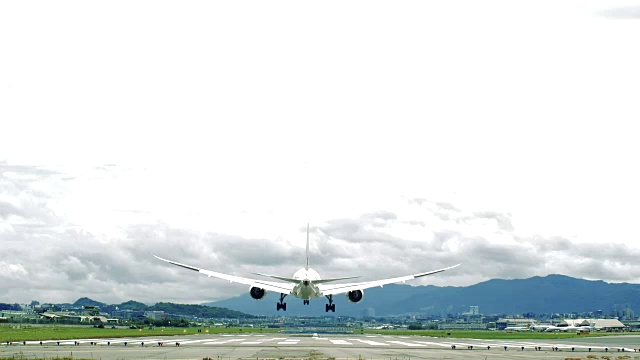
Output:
[3, 333, 640, 360]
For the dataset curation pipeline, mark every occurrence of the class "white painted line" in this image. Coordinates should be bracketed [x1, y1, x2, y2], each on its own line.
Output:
[329, 340, 352, 345]
[387, 341, 425, 347]
[202, 339, 246, 345]
[412, 341, 452, 347]
[348, 339, 388, 346]
[175, 339, 216, 345]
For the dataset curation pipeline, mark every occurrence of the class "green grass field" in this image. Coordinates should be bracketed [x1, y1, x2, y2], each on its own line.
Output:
[0, 325, 276, 343]
[361, 329, 634, 340]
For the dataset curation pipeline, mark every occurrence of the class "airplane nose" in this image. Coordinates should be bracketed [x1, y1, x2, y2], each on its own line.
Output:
[303, 280, 310, 286]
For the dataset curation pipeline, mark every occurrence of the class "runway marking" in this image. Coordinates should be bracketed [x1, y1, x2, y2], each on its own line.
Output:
[348, 339, 389, 346]
[104, 338, 188, 345]
[413, 341, 453, 347]
[203, 339, 246, 345]
[237, 337, 286, 344]
[278, 339, 300, 345]
[387, 341, 425, 347]
[175, 339, 217, 345]
[329, 339, 353, 345]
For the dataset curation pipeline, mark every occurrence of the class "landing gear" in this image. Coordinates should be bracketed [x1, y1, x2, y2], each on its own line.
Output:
[325, 295, 335, 312]
[303, 300, 309, 305]
[276, 294, 287, 311]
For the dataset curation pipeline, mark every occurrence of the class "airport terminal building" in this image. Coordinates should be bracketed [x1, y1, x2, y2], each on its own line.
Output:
[559, 318, 625, 331]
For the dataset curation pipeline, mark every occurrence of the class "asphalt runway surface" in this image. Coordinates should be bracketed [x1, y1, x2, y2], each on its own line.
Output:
[3, 333, 640, 359]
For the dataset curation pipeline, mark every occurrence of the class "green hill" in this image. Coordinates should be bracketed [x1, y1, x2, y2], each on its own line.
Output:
[72, 297, 106, 308]
[116, 300, 149, 310]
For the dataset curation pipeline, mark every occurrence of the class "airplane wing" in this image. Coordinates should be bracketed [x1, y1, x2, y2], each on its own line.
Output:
[153, 255, 295, 294]
[252, 272, 360, 284]
[318, 263, 461, 296]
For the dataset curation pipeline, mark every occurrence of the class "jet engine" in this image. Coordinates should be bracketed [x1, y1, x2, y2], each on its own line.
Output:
[346, 290, 364, 303]
[249, 287, 267, 300]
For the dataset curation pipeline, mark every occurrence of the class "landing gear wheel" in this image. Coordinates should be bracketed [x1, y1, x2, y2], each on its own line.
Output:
[276, 294, 287, 311]
[303, 300, 309, 305]
[325, 295, 335, 312]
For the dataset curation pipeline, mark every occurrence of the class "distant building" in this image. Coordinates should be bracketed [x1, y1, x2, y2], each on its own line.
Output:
[624, 321, 640, 332]
[622, 306, 635, 320]
[439, 322, 486, 330]
[496, 318, 534, 330]
[362, 307, 375, 318]
[0, 310, 36, 321]
[82, 306, 100, 316]
[112, 309, 145, 320]
[469, 306, 479, 315]
[562, 318, 626, 331]
[144, 311, 165, 320]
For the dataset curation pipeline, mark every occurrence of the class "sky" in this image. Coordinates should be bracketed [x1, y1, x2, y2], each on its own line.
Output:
[1, 0, 639, 305]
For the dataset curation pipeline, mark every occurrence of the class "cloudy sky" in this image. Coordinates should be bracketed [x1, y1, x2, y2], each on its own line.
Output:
[1, 0, 639, 305]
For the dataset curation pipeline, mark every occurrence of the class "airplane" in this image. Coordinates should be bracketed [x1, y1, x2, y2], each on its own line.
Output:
[504, 321, 546, 332]
[504, 324, 531, 332]
[544, 324, 592, 333]
[154, 224, 460, 312]
[529, 323, 553, 331]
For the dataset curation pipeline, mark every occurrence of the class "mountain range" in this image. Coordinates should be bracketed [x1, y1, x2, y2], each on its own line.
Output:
[204, 274, 640, 317]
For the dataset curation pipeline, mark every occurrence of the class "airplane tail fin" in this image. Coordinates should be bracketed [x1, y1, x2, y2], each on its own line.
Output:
[305, 223, 310, 271]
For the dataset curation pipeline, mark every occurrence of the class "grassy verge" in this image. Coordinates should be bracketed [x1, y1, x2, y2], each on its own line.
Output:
[0, 325, 276, 343]
[361, 329, 635, 339]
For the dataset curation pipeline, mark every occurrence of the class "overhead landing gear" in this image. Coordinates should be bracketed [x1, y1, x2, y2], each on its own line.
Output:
[325, 295, 335, 312]
[303, 300, 309, 305]
[276, 294, 287, 311]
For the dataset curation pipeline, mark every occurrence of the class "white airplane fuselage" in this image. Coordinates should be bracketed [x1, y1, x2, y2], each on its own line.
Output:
[504, 326, 529, 332]
[291, 267, 322, 300]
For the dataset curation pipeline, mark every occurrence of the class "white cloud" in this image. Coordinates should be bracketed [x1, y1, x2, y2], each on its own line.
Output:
[0, 262, 28, 278]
